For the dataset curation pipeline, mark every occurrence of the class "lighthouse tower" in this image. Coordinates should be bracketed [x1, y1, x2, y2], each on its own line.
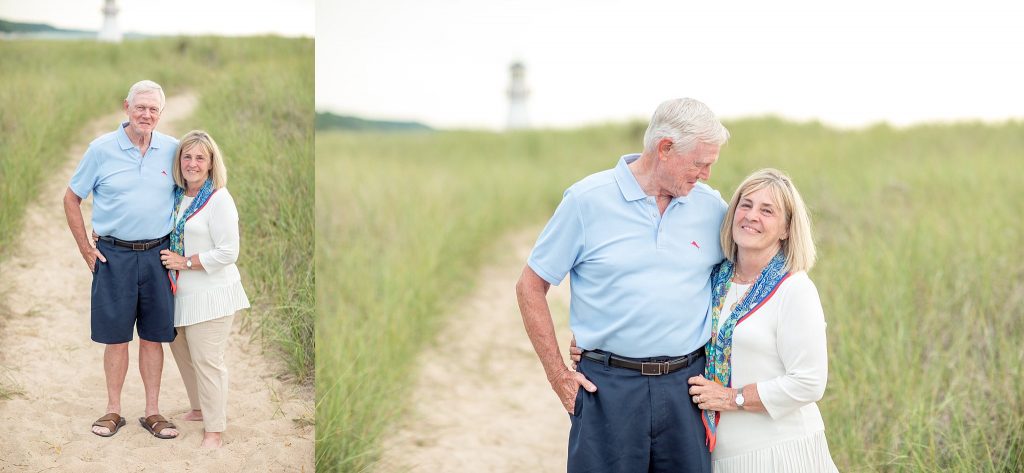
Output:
[506, 61, 530, 130]
[98, 0, 122, 43]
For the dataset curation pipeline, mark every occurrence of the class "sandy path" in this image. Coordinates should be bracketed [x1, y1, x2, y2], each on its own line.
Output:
[0, 94, 313, 472]
[374, 228, 574, 472]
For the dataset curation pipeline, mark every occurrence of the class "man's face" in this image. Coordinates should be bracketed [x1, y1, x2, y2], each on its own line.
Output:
[659, 140, 720, 197]
[123, 92, 162, 137]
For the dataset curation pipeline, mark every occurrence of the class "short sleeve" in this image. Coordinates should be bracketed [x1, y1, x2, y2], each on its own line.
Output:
[69, 146, 99, 199]
[527, 190, 585, 286]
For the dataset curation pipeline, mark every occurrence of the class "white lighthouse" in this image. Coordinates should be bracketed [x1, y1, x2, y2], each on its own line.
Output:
[506, 61, 530, 130]
[98, 0, 122, 43]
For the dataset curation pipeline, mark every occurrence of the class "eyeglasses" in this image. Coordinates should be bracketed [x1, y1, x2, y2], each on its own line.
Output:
[133, 105, 162, 115]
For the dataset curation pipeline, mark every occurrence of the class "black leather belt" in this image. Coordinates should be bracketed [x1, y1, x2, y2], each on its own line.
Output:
[582, 346, 704, 376]
[99, 235, 169, 251]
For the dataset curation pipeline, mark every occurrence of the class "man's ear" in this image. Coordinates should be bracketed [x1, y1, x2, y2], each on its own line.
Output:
[658, 138, 673, 160]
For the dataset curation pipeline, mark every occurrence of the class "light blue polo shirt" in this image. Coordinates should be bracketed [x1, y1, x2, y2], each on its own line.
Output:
[69, 122, 177, 241]
[528, 154, 727, 358]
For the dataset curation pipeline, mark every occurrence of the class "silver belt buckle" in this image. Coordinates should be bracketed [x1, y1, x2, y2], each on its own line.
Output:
[640, 361, 670, 376]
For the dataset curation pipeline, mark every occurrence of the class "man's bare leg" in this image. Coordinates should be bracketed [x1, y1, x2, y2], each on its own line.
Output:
[92, 343, 129, 435]
[139, 339, 178, 437]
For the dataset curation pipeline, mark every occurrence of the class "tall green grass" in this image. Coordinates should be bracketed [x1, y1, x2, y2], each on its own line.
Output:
[185, 37, 315, 382]
[0, 37, 314, 383]
[317, 119, 1024, 471]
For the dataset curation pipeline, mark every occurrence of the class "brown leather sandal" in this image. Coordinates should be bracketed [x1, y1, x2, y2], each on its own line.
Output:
[92, 413, 126, 437]
[138, 414, 178, 439]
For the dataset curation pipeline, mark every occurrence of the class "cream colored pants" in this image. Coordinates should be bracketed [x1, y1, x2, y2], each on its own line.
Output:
[170, 314, 234, 433]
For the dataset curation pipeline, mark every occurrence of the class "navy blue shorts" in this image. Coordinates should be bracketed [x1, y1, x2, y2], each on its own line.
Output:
[569, 349, 711, 473]
[91, 237, 176, 344]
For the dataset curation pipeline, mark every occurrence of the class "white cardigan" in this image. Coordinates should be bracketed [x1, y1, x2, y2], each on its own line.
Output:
[173, 188, 250, 327]
[711, 271, 838, 472]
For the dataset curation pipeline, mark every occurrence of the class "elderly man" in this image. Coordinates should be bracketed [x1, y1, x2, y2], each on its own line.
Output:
[516, 98, 730, 472]
[64, 80, 180, 439]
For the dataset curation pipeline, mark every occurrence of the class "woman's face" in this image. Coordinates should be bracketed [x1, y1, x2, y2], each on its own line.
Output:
[732, 187, 788, 253]
[180, 144, 211, 188]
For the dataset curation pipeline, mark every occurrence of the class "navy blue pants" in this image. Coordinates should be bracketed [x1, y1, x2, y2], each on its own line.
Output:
[568, 350, 711, 473]
[91, 237, 176, 344]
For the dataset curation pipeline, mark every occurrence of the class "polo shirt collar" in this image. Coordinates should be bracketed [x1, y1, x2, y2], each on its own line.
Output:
[116, 121, 162, 151]
[614, 154, 647, 202]
[613, 153, 692, 206]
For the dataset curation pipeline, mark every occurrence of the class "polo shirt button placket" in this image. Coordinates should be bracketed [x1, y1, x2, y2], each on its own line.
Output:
[652, 201, 662, 246]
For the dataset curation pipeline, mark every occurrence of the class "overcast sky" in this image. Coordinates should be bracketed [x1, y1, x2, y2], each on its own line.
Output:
[317, 0, 1024, 130]
[0, 0, 313, 37]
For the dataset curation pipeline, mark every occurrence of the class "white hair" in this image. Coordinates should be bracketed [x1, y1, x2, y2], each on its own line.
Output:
[125, 80, 166, 110]
[642, 98, 730, 153]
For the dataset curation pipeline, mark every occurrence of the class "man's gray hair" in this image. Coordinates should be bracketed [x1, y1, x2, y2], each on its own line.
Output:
[642, 98, 729, 153]
[125, 80, 166, 110]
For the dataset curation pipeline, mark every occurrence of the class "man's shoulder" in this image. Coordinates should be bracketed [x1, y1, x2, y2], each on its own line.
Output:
[87, 129, 121, 149]
[689, 182, 728, 209]
[152, 130, 179, 147]
[566, 168, 617, 198]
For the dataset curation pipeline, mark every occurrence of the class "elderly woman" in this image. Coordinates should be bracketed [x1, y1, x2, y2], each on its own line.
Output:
[686, 168, 837, 471]
[159, 130, 250, 448]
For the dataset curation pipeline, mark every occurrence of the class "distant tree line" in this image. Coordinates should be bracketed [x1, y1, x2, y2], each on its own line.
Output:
[0, 18, 89, 34]
[315, 111, 432, 132]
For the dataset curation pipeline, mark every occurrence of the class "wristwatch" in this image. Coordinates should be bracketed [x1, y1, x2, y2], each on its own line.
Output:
[185, 256, 193, 270]
[734, 386, 745, 410]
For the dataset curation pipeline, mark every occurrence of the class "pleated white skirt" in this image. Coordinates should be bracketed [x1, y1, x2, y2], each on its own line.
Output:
[174, 279, 250, 327]
[713, 430, 839, 473]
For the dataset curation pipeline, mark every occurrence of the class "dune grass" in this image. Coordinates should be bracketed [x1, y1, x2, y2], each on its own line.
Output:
[316, 119, 1023, 471]
[0, 36, 314, 383]
[185, 37, 316, 382]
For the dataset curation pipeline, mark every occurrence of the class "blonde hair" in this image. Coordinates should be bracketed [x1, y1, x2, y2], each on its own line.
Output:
[172, 130, 228, 189]
[720, 168, 816, 272]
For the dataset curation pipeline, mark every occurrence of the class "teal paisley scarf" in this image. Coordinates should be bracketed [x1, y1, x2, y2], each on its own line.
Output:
[701, 251, 790, 452]
[167, 179, 216, 294]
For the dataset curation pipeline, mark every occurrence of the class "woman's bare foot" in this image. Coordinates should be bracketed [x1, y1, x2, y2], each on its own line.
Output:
[182, 410, 203, 421]
[200, 431, 223, 449]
